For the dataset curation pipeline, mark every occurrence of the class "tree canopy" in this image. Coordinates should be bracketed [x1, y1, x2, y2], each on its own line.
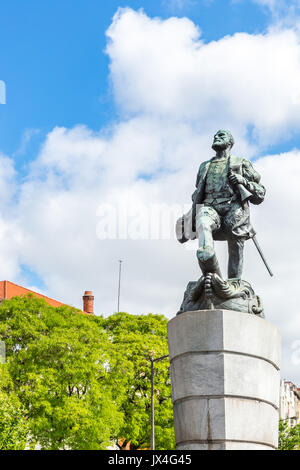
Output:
[0, 364, 29, 450]
[102, 312, 174, 449]
[278, 420, 300, 450]
[0, 295, 122, 449]
[0, 295, 175, 450]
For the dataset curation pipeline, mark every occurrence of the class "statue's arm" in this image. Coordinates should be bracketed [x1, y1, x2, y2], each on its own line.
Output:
[242, 160, 266, 205]
[191, 163, 203, 202]
[195, 164, 202, 188]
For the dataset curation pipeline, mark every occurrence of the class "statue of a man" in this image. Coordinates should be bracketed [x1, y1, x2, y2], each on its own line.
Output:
[177, 129, 266, 280]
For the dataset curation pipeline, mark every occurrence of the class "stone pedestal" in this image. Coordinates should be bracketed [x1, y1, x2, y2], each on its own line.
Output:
[167, 310, 281, 450]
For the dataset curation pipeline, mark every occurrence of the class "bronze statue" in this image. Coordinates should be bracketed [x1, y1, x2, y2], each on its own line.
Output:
[176, 130, 272, 317]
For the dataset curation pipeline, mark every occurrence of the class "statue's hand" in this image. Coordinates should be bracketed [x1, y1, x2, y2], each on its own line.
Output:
[229, 172, 245, 186]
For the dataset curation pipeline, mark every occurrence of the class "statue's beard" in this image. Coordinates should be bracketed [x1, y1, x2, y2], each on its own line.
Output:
[212, 141, 228, 151]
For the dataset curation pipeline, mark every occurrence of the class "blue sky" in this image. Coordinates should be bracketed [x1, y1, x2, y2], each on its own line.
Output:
[0, 0, 270, 161]
[0, 1, 300, 383]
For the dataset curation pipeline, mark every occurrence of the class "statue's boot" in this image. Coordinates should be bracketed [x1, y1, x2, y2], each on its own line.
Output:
[197, 248, 222, 279]
[227, 237, 244, 279]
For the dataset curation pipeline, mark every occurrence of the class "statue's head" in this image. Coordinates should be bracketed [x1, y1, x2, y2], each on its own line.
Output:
[212, 129, 234, 151]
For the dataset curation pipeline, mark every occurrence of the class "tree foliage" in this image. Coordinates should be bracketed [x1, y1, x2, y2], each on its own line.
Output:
[278, 420, 300, 450]
[102, 312, 175, 450]
[0, 295, 122, 449]
[0, 296, 175, 450]
[0, 364, 29, 450]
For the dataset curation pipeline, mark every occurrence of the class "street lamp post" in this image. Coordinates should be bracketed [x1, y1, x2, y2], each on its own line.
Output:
[149, 354, 169, 450]
[117, 259, 122, 313]
[151, 359, 154, 450]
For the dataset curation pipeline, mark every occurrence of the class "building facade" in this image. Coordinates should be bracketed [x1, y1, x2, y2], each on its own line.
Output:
[280, 380, 300, 426]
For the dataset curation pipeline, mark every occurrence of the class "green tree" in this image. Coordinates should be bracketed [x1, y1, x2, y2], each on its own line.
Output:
[0, 296, 175, 450]
[0, 364, 29, 450]
[0, 295, 122, 449]
[102, 312, 175, 450]
[278, 420, 300, 450]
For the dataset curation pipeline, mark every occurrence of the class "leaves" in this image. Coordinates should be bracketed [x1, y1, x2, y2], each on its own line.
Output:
[0, 297, 175, 449]
[0, 365, 29, 450]
[0, 296, 122, 449]
[102, 312, 175, 450]
[278, 420, 300, 450]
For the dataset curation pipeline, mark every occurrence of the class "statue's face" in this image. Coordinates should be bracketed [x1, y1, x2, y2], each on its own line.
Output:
[212, 130, 232, 151]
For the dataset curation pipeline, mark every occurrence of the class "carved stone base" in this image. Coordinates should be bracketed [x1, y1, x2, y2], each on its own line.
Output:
[178, 274, 264, 317]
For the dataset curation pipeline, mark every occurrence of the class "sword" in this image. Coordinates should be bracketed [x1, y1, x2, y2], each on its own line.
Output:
[252, 235, 273, 277]
[228, 169, 273, 277]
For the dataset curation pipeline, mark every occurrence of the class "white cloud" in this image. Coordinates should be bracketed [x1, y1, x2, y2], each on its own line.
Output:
[12, 128, 40, 157]
[107, 8, 300, 147]
[252, 0, 300, 27]
[162, 0, 198, 10]
[254, 0, 300, 13]
[1, 8, 300, 384]
[0, 154, 23, 280]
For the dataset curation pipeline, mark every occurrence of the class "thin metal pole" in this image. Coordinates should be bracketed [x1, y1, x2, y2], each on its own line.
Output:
[150, 359, 155, 450]
[149, 354, 169, 451]
[117, 259, 122, 313]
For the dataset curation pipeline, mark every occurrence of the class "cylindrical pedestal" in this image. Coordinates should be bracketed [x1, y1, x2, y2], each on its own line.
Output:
[168, 310, 281, 450]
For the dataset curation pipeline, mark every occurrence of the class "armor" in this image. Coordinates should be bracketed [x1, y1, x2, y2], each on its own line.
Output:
[191, 154, 265, 241]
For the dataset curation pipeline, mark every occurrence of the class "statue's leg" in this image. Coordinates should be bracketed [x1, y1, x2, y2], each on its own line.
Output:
[227, 237, 244, 279]
[195, 206, 222, 278]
